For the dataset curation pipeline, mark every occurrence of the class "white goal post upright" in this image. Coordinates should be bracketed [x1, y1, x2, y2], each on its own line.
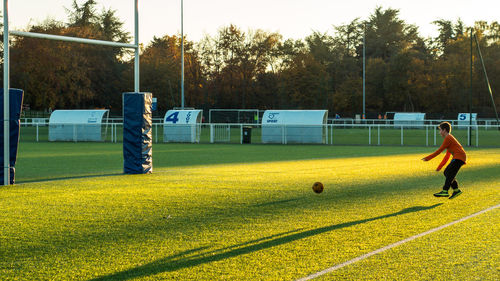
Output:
[2, 0, 140, 185]
[3, 0, 10, 186]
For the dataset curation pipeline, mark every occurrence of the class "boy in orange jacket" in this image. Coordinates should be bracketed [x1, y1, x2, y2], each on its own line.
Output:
[422, 122, 466, 199]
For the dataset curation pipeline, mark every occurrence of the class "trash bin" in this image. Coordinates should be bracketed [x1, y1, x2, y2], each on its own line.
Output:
[242, 126, 252, 144]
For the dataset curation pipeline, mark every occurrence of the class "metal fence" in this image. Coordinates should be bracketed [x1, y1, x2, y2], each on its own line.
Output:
[19, 119, 500, 147]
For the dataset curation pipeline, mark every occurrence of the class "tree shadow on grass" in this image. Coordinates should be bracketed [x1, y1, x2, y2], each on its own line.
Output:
[89, 203, 442, 281]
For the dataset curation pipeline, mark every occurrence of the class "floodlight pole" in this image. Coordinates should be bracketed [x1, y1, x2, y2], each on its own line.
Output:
[181, 0, 185, 109]
[3, 0, 10, 185]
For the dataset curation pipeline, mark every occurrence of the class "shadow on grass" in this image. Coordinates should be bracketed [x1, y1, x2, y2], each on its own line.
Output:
[16, 173, 124, 184]
[251, 197, 302, 207]
[89, 203, 442, 281]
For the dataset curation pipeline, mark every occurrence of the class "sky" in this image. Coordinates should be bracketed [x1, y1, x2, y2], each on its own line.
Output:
[3, 0, 500, 46]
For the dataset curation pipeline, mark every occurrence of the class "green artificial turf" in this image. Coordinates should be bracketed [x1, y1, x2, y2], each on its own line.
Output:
[1, 143, 499, 280]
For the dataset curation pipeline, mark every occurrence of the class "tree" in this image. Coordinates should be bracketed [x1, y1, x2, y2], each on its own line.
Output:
[67, 0, 99, 28]
[365, 7, 420, 61]
[384, 50, 431, 112]
[8, 0, 131, 111]
[431, 19, 464, 56]
[281, 52, 329, 109]
[333, 18, 362, 57]
[65, 0, 131, 110]
[5, 4, 500, 118]
[140, 35, 204, 112]
[10, 21, 94, 109]
[198, 25, 282, 109]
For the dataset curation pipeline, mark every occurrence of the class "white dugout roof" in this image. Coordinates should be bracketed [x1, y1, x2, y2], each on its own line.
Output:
[261, 110, 328, 125]
[261, 110, 328, 144]
[49, 110, 109, 124]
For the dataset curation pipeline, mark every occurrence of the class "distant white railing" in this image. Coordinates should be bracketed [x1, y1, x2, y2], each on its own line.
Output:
[19, 122, 500, 147]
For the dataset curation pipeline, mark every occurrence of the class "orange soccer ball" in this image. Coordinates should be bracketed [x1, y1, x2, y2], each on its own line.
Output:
[312, 182, 324, 194]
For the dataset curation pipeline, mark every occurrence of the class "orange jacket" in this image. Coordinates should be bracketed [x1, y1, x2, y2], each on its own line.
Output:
[424, 134, 466, 171]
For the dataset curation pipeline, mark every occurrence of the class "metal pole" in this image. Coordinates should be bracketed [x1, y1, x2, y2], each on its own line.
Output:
[3, 0, 10, 185]
[469, 28, 473, 146]
[362, 23, 366, 120]
[474, 33, 500, 124]
[181, 0, 185, 109]
[134, 0, 139, 92]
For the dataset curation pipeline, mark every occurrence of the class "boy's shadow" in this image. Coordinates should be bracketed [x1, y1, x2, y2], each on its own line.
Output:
[90, 203, 442, 281]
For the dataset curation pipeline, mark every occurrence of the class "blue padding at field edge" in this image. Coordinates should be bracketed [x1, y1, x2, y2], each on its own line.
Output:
[123, 92, 153, 174]
[0, 88, 24, 185]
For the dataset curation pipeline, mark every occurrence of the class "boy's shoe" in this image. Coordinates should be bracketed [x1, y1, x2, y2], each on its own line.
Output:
[434, 190, 449, 197]
[449, 190, 462, 199]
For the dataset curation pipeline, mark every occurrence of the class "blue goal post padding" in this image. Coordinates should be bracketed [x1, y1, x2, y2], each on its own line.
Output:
[0, 88, 24, 185]
[123, 92, 153, 174]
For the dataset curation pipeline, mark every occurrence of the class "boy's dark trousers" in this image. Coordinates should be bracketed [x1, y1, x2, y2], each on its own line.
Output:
[443, 159, 465, 190]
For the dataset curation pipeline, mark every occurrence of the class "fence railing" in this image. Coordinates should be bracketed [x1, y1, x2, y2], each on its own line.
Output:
[19, 122, 500, 147]
[21, 118, 500, 126]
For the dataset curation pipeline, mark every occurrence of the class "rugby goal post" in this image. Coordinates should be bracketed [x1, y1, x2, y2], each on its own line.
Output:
[2, 0, 140, 184]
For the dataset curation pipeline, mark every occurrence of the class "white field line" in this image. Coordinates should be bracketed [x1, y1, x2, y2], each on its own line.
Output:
[296, 203, 500, 281]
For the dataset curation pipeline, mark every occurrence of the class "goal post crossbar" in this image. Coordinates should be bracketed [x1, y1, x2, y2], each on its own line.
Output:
[10, 31, 138, 49]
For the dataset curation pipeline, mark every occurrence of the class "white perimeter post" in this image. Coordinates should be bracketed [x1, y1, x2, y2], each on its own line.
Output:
[434, 126, 437, 145]
[426, 125, 428, 146]
[284, 125, 287, 144]
[330, 124, 333, 145]
[3, 0, 10, 185]
[324, 124, 328, 145]
[155, 123, 158, 143]
[281, 125, 285, 144]
[210, 124, 214, 143]
[475, 126, 479, 147]
[400, 126, 404, 146]
[368, 126, 371, 145]
[377, 125, 380, 145]
[467, 126, 470, 146]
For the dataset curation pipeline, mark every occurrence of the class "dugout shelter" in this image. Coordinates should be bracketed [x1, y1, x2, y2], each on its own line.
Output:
[163, 109, 203, 143]
[393, 112, 426, 128]
[48, 109, 109, 142]
[261, 110, 328, 144]
[457, 113, 477, 129]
